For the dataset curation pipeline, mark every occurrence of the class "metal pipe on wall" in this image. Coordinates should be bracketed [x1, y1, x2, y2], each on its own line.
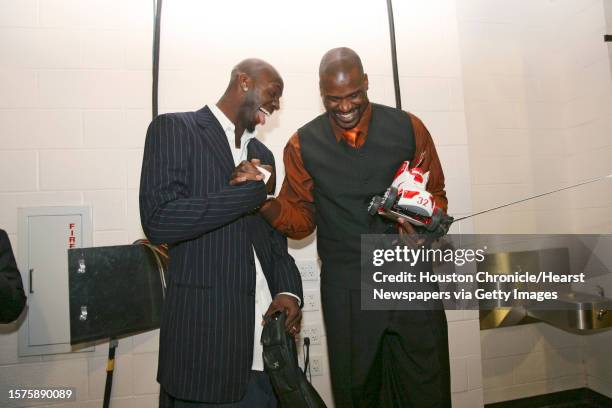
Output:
[152, 0, 163, 119]
[386, 0, 402, 110]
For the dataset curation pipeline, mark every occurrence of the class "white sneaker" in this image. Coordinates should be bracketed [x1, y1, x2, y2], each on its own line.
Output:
[391, 161, 434, 217]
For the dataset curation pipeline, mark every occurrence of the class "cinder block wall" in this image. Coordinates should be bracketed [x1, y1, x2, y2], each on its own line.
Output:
[0, 1, 482, 407]
[457, 0, 612, 404]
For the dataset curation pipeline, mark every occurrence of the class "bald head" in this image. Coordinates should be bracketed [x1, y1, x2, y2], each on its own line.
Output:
[319, 47, 364, 80]
[318, 48, 369, 130]
[217, 58, 284, 139]
[229, 58, 283, 89]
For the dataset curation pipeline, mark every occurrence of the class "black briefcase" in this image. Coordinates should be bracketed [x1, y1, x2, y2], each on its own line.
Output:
[261, 312, 327, 408]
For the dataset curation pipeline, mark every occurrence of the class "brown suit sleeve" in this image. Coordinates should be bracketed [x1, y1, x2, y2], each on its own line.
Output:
[261, 113, 448, 236]
[260, 132, 316, 239]
[409, 113, 448, 213]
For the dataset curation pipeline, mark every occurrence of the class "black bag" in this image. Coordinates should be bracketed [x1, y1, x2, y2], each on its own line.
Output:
[261, 312, 327, 408]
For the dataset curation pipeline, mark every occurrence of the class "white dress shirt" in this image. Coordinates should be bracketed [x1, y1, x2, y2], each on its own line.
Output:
[209, 104, 293, 371]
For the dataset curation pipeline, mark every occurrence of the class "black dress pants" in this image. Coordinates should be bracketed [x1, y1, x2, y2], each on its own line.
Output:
[321, 282, 451, 408]
[159, 371, 277, 408]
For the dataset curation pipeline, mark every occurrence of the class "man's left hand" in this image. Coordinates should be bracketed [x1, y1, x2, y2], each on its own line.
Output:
[264, 294, 302, 336]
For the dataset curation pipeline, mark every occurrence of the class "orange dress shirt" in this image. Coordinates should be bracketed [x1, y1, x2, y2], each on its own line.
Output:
[260, 103, 447, 239]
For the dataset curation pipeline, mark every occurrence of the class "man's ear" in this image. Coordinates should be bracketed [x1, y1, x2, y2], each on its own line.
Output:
[238, 73, 251, 92]
[363, 73, 369, 91]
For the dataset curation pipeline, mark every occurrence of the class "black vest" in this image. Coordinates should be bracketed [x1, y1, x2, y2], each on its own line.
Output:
[299, 103, 415, 287]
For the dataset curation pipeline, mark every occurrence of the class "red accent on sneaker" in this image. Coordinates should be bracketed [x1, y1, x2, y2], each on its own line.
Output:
[402, 190, 420, 199]
[394, 161, 409, 179]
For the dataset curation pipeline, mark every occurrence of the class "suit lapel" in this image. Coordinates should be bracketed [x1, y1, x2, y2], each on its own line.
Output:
[247, 139, 276, 193]
[247, 139, 271, 165]
[196, 106, 235, 176]
[246, 139, 257, 161]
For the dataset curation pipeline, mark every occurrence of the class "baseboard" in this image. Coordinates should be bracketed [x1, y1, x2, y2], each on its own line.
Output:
[484, 387, 612, 408]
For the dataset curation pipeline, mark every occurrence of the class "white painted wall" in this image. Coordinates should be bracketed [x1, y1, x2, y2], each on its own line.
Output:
[457, 0, 612, 404]
[582, 0, 612, 400]
[0, 0, 480, 407]
[0, 0, 157, 406]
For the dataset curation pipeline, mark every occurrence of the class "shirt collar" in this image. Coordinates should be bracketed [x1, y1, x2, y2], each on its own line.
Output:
[209, 104, 234, 133]
[209, 104, 257, 150]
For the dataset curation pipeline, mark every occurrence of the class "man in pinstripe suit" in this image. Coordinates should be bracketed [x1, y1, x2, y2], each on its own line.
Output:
[140, 59, 303, 407]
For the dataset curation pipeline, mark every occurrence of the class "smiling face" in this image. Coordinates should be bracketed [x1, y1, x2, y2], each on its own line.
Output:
[320, 65, 369, 130]
[238, 68, 283, 133]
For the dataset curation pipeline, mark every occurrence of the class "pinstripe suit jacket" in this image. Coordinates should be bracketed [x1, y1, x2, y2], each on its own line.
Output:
[139, 106, 303, 403]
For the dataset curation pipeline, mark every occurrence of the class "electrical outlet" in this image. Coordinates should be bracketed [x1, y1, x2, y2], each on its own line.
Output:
[296, 259, 319, 281]
[309, 355, 324, 376]
[301, 324, 322, 345]
[302, 291, 320, 312]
